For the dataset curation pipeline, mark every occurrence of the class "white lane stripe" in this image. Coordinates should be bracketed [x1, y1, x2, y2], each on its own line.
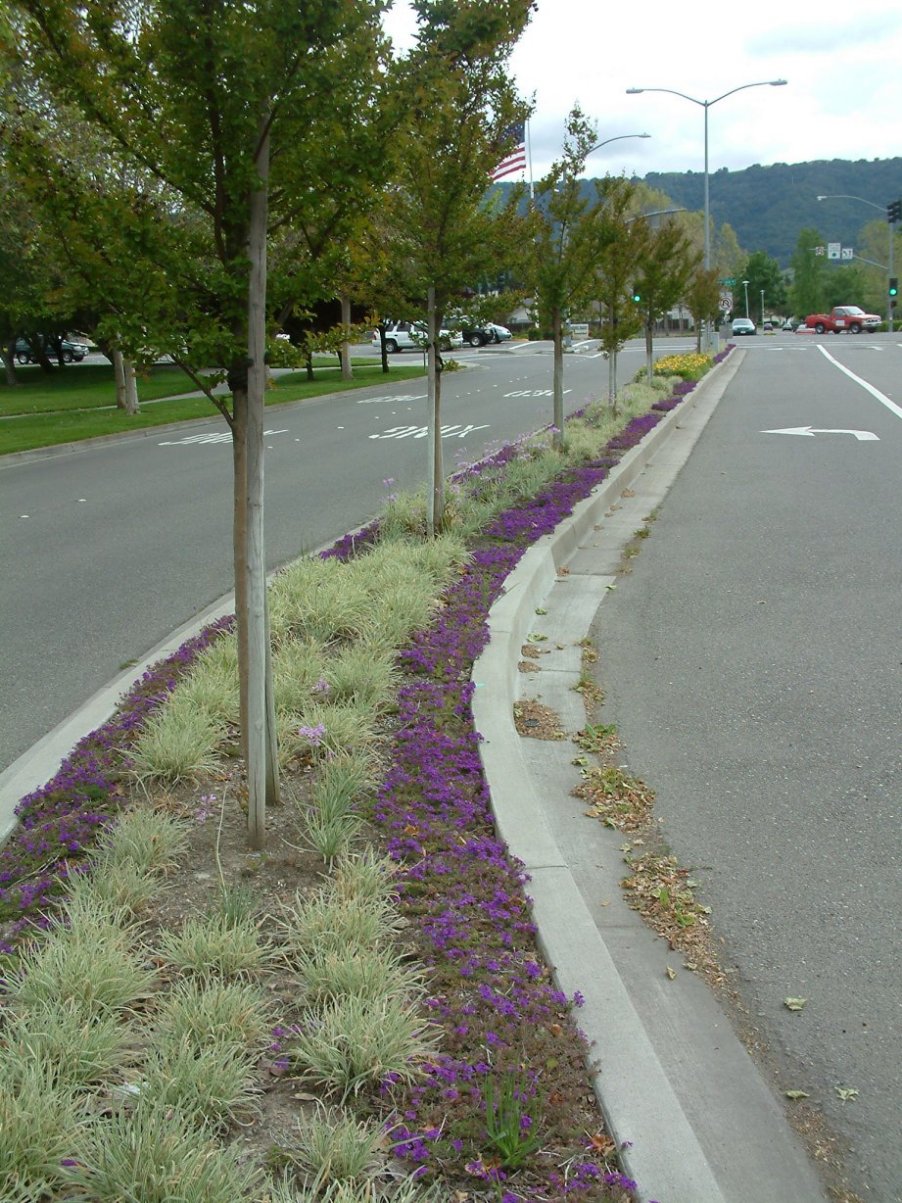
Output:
[817, 344, 902, 421]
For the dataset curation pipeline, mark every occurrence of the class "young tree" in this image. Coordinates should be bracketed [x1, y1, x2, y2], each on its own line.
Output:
[632, 218, 697, 381]
[684, 267, 722, 352]
[384, 0, 534, 533]
[593, 176, 646, 414]
[4, 0, 394, 848]
[531, 107, 617, 449]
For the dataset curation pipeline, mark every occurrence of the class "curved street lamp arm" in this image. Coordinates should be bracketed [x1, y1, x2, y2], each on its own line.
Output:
[586, 133, 651, 156]
[626, 86, 702, 107]
[707, 79, 787, 107]
[816, 194, 883, 213]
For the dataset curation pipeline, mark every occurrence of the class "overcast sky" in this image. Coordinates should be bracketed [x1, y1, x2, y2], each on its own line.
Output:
[383, 0, 902, 184]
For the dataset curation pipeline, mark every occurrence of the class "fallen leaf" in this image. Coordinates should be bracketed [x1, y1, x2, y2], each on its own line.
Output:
[784, 997, 808, 1012]
[835, 1087, 859, 1103]
[665, 966, 677, 980]
[784, 1090, 809, 1100]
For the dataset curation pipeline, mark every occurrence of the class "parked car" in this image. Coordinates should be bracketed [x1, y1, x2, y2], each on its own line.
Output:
[15, 336, 90, 364]
[731, 317, 756, 336]
[454, 318, 510, 347]
[371, 321, 463, 353]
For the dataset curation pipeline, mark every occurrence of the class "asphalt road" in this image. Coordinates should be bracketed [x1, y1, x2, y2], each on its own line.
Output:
[591, 331, 902, 1201]
[1, 336, 687, 774]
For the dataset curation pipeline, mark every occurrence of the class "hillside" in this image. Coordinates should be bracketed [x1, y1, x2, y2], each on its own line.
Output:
[636, 158, 902, 264]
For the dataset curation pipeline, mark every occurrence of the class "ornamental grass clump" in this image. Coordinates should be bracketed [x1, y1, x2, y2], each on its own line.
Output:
[153, 977, 272, 1055]
[138, 1036, 260, 1130]
[158, 910, 273, 981]
[0, 1062, 86, 1200]
[6, 917, 157, 1017]
[128, 689, 225, 786]
[0, 998, 131, 1090]
[289, 1104, 385, 1186]
[59, 1100, 264, 1203]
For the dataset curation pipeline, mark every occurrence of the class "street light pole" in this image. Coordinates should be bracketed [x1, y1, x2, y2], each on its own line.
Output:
[742, 279, 750, 318]
[628, 80, 788, 348]
[816, 194, 895, 329]
[760, 289, 765, 324]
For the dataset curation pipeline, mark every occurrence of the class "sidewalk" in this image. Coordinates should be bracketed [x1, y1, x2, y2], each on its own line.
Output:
[471, 352, 829, 1203]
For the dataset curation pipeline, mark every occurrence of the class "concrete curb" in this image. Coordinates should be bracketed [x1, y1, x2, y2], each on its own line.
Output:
[471, 357, 742, 1203]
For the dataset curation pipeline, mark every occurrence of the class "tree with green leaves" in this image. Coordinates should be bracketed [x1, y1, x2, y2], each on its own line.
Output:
[530, 107, 617, 449]
[788, 228, 827, 318]
[684, 267, 722, 352]
[3, 0, 395, 848]
[733, 250, 787, 322]
[382, 0, 534, 533]
[632, 217, 697, 381]
[593, 176, 646, 414]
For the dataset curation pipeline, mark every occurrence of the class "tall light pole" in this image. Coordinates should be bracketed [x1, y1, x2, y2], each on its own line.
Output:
[816, 194, 895, 329]
[760, 289, 765, 324]
[742, 279, 750, 318]
[628, 80, 788, 347]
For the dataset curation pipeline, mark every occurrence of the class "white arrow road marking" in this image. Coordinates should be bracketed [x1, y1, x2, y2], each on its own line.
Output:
[817, 344, 902, 421]
[762, 426, 879, 441]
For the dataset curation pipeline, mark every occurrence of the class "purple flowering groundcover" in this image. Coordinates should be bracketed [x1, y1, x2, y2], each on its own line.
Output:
[0, 353, 728, 1197]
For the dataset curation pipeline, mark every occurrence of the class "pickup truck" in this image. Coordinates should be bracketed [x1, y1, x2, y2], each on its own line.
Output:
[804, 306, 881, 334]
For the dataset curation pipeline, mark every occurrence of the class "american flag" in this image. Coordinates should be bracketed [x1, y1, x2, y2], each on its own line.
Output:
[491, 121, 526, 182]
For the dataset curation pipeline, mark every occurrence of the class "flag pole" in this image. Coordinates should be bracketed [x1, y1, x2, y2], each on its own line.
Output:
[526, 117, 535, 201]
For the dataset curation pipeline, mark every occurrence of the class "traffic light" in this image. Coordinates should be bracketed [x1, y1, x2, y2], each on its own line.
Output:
[887, 199, 901, 223]
[631, 285, 642, 304]
[889, 277, 899, 297]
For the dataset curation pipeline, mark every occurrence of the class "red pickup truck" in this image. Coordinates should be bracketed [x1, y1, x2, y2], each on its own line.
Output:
[804, 306, 881, 334]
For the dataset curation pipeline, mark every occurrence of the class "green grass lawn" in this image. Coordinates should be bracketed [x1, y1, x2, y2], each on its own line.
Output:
[0, 360, 425, 455]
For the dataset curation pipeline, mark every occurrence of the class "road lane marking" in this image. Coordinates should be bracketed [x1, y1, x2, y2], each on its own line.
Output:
[369, 423, 490, 441]
[158, 428, 288, 446]
[762, 426, 879, 441]
[817, 344, 902, 421]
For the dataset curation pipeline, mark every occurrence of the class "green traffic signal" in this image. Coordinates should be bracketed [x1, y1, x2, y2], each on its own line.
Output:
[889, 277, 899, 297]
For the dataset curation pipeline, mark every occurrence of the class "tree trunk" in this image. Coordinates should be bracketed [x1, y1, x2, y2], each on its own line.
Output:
[608, 348, 618, 418]
[232, 396, 250, 763]
[113, 349, 140, 413]
[425, 285, 444, 537]
[551, 306, 565, 451]
[645, 318, 654, 382]
[245, 124, 278, 849]
[339, 294, 352, 381]
[2, 344, 17, 385]
[123, 360, 140, 414]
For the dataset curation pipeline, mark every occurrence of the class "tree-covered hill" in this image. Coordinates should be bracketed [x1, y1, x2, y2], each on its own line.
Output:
[635, 158, 902, 265]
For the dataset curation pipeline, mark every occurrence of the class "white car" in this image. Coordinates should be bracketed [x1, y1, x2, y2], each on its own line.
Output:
[731, 317, 756, 336]
[372, 321, 463, 353]
[486, 322, 512, 342]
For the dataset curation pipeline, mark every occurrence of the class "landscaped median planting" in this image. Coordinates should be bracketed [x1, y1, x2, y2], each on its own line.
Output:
[0, 349, 731, 1201]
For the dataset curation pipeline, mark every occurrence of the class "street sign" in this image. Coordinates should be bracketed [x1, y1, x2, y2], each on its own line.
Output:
[721, 278, 735, 286]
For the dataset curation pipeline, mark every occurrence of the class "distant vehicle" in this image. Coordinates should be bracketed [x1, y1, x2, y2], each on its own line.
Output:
[454, 319, 512, 347]
[15, 336, 90, 364]
[731, 317, 756, 336]
[804, 306, 880, 334]
[372, 321, 463, 354]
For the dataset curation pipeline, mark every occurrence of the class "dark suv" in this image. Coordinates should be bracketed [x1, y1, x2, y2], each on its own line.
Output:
[15, 336, 90, 364]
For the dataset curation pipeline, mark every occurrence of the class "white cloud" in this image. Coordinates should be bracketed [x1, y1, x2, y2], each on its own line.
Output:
[382, 0, 902, 180]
